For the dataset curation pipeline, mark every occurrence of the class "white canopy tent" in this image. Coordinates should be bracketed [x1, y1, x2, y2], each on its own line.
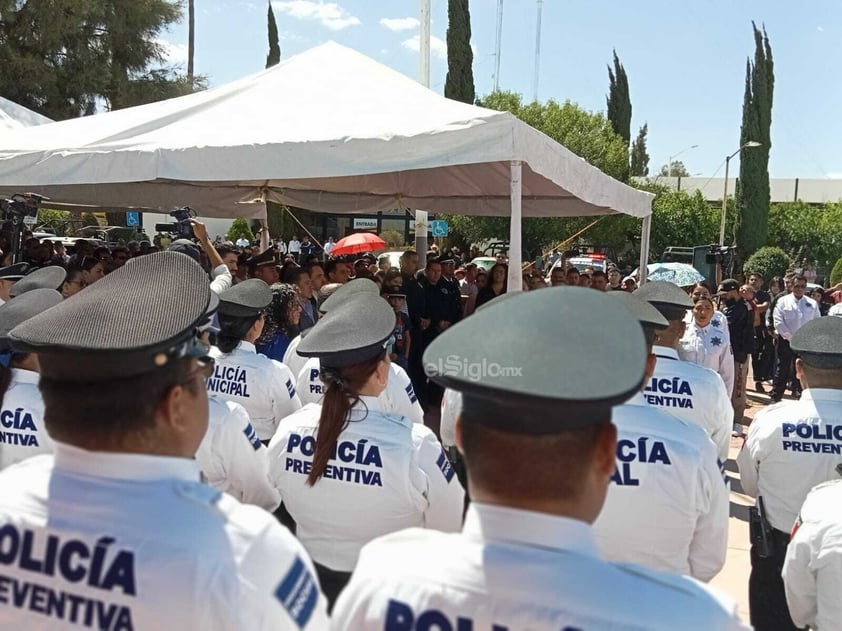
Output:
[0, 42, 653, 289]
[0, 97, 53, 131]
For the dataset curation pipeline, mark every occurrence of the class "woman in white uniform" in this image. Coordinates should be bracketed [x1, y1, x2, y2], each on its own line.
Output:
[267, 292, 464, 608]
[0, 289, 63, 469]
[679, 295, 735, 395]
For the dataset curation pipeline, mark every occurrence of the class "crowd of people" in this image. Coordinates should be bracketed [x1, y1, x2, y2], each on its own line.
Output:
[0, 224, 841, 629]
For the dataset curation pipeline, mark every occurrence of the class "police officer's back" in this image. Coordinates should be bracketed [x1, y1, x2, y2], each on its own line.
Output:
[737, 315, 842, 630]
[0, 252, 328, 629]
[332, 287, 748, 630]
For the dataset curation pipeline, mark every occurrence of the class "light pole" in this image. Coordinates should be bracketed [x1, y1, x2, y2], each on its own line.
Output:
[719, 141, 762, 246]
[667, 144, 699, 177]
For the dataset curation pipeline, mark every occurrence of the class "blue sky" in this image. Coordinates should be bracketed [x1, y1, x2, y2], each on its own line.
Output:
[159, 0, 842, 179]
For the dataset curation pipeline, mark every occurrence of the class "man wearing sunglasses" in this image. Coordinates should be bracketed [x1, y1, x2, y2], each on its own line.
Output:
[0, 251, 328, 630]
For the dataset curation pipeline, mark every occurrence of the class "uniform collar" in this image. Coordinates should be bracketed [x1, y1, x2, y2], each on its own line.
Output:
[347, 395, 385, 420]
[10, 367, 39, 384]
[462, 503, 600, 558]
[801, 389, 842, 404]
[238, 341, 257, 354]
[653, 345, 679, 360]
[53, 442, 201, 483]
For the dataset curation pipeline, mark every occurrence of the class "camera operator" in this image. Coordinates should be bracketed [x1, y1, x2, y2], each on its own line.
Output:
[168, 220, 232, 294]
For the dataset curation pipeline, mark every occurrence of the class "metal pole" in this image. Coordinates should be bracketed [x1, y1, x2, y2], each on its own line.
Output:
[719, 155, 731, 246]
[533, 0, 543, 102]
[507, 161, 523, 293]
[494, 0, 504, 91]
[639, 214, 652, 284]
[415, 0, 432, 267]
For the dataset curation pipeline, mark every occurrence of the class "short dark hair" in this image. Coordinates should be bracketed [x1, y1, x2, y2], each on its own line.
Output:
[41, 358, 199, 443]
[566, 267, 579, 276]
[793, 274, 807, 284]
[591, 269, 606, 279]
[216, 244, 240, 259]
[426, 258, 441, 270]
[324, 259, 344, 278]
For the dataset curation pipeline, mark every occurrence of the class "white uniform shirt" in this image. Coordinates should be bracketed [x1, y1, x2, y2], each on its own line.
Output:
[0, 443, 328, 630]
[679, 319, 735, 396]
[829, 303, 842, 317]
[196, 396, 281, 511]
[282, 333, 309, 380]
[208, 341, 302, 441]
[783, 479, 842, 630]
[645, 346, 732, 462]
[288, 240, 301, 254]
[323, 241, 335, 255]
[773, 293, 820, 341]
[333, 503, 749, 630]
[593, 394, 729, 581]
[0, 368, 54, 470]
[295, 358, 424, 425]
[440, 388, 462, 449]
[266, 397, 464, 572]
[736, 388, 842, 531]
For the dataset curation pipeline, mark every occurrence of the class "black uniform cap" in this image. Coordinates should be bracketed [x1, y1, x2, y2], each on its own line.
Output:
[424, 286, 648, 434]
[10, 266, 67, 297]
[297, 292, 394, 368]
[0, 289, 63, 352]
[9, 251, 217, 382]
[168, 239, 201, 264]
[717, 278, 740, 294]
[609, 291, 669, 333]
[319, 278, 379, 314]
[791, 317, 842, 369]
[0, 262, 31, 281]
[246, 248, 279, 267]
[218, 279, 272, 317]
[634, 280, 694, 321]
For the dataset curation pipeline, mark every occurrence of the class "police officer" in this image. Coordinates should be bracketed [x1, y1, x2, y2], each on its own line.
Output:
[295, 279, 423, 424]
[593, 292, 729, 581]
[333, 287, 748, 630]
[0, 288, 63, 469]
[0, 251, 328, 629]
[737, 316, 842, 631]
[0, 262, 30, 305]
[209, 279, 302, 442]
[783, 478, 842, 630]
[9, 266, 66, 297]
[635, 281, 733, 462]
[196, 396, 282, 511]
[266, 293, 464, 609]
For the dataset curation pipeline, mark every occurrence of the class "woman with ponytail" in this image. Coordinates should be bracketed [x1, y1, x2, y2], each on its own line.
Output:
[209, 279, 301, 444]
[0, 289, 63, 469]
[266, 292, 464, 609]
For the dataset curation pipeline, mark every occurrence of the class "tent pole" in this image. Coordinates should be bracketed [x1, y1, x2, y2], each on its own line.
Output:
[507, 160, 523, 293]
[638, 213, 652, 284]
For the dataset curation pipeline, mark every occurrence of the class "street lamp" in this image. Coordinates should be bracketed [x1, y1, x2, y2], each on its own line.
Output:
[719, 141, 762, 245]
[667, 144, 699, 177]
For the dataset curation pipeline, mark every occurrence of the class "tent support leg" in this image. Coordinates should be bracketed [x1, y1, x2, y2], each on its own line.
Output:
[507, 160, 523, 293]
[639, 213, 652, 284]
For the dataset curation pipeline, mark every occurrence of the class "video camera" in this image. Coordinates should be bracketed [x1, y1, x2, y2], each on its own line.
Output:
[1, 193, 47, 263]
[704, 244, 735, 265]
[155, 206, 196, 240]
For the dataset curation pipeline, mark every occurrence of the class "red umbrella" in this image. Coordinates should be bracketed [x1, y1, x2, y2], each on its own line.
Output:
[330, 232, 386, 256]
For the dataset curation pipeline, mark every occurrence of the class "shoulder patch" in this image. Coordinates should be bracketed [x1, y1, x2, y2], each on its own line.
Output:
[286, 379, 296, 398]
[275, 557, 318, 629]
[436, 449, 456, 483]
[405, 382, 418, 404]
[243, 423, 262, 451]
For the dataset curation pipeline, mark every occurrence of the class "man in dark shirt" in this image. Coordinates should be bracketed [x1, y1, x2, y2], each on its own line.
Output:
[419, 259, 462, 407]
[747, 272, 772, 391]
[718, 279, 754, 433]
[400, 250, 429, 408]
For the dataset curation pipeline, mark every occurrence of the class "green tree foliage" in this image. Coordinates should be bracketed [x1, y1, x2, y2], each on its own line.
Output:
[647, 188, 719, 259]
[0, 0, 194, 119]
[658, 161, 691, 177]
[380, 230, 405, 248]
[743, 246, 791, 282]
[266, 2, 281, 68]
[630, 123, 649, 177]
[444, 0, 475, 104]
[37, 209, 72, 236]
[830, 257, 842, 286]
[265, 202, 287, 238]
[82, 212, 100, 228]
[444, 92, 633, 259]
[227, 218, 254, 242]
[606, 50, 631, 146]
[735, 22, 774, 258]
[767, 201, 842, 273]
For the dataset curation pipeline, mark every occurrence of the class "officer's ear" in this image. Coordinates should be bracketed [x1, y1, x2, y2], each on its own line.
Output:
[794, 358, 807, 388]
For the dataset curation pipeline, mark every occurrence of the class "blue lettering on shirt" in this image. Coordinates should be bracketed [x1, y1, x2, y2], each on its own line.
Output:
[405, 382, 418, 404]
[610, 438, 672, 487]
[206, 365, 250, 398]
[781, 423, 842, 455]
[243, 423, 261, 451]
[384, 599, 582, 631]
[275, 557, 318, 629]
[436, 451, 455, 483]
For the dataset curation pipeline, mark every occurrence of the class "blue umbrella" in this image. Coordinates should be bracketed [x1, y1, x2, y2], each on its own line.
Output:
[646, 262, 705, 286]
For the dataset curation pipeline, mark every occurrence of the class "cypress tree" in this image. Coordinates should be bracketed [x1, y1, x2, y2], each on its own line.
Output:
[266, 2, 281, 68]
[606, 50, 632, 145]
[735, 22, 774, 257]
[630, 123, 650, 177]
[444, 0, 475, 104]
